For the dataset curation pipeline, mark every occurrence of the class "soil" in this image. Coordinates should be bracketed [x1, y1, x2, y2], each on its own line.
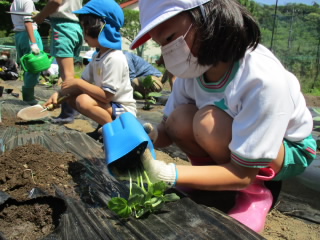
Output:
[0, 144, 81, 202]
[0, 80, 319, 240]
[0, 144, 82, 240]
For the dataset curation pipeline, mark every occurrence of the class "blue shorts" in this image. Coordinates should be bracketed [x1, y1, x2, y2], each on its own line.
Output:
[273, 134, 317, 181]
[111, 102, 126, 120]
[50, 19, 83, 58]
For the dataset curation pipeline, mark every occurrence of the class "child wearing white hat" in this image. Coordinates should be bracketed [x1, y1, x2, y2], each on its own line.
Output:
[114, 0, 317, 233]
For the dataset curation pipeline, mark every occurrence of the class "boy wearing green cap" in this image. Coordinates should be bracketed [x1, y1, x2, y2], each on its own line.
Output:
[43, 0, 136, 125]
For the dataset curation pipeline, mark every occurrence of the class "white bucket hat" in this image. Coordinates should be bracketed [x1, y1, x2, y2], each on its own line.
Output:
[130, 0, 210, 50]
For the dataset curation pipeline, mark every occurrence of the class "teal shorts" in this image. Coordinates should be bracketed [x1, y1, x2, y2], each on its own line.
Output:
[15, 30, 43, 62]
[273, 134, 317, 181]
[50, 18, 83, 58]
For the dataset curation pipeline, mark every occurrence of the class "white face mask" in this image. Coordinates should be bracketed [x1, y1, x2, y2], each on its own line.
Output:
[161, 24, 211, 79]
[0, 55, 8, 61]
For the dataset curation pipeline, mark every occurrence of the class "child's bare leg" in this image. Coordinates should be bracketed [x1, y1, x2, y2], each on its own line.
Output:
[56, 57, 75, 82]
[193, 105, 233, 165]
[166, 104, 232, 164]
[73, 94, 113, 125]
[165, 104, 208, 157]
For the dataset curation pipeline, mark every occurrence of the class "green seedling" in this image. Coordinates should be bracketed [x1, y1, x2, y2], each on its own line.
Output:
[42, 74, 59, 88]
[108, 171, 180, 219]
[141, 76, 162, 110]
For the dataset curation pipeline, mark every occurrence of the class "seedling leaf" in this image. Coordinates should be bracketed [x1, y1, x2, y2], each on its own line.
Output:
[131, 183, 146, 196]
[149, 181, 167, 197]
[108, 197, 132, 218]
[136, 208, 150, 218]
[142, 76, 154, 88]
[163, 193, 180, 202]
[147, 99, 156, 104]
[148, 92, 162, 97]
[109, 170, 180, 219]
[128, 194, 145, 207]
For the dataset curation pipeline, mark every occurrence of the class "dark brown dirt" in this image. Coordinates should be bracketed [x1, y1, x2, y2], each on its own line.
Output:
[0, 144, 82, 201]
[0, 144, 83, 240]
[0, 202, 54, 239]
[0, 196, 66, 240]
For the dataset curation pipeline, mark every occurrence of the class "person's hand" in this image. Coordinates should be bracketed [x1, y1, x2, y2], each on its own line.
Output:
[43, 91, 60, 111]
[110, 149, 177, 187]
[143, 122, 158, 143]
[61, 78, 79, 90]
[30, 43, 40, 55]
[32, 12, 46, 24]
[141, 149, 177, 186]
[61, 78, 83, 96]
[2, 66, 7, 71]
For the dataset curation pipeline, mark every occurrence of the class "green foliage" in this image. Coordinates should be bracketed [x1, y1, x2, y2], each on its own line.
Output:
[0, 1, 17, 36]
[42, 74, 59, 88]
[142, 75, 154, 88]
[140, 76, 162, 110]
[239, 0, 258, 15]
[306, 88, 320, 96]
[108, 171, 180, 219]
[121, 9, 146, 57]
[240, 1, 320, 94]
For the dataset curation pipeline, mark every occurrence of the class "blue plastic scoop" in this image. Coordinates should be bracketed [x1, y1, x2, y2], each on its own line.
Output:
[102, 112, 156, 174]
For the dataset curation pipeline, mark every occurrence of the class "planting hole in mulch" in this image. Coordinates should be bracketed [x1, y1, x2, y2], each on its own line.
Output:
[0, 196, 66, 240]
[0, 144, 86, 239]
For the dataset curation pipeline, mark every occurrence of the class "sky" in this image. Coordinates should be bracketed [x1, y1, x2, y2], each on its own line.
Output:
[254, 0, 319, 5]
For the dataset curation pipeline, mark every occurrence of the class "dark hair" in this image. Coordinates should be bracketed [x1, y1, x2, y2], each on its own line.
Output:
[79, 14, 104, 38]
[189, 0, 261, 66]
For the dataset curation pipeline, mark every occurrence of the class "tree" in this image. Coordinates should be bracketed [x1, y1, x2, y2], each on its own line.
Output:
[121, 9, 146, 57]
[306, 10, 320, 89]
[239, 0, 258, 15]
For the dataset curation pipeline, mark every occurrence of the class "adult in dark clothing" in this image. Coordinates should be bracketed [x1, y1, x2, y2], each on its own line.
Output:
[0, 51, 19, 80]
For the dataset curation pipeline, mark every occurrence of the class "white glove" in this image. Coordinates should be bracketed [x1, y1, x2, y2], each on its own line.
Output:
[30, 43, 40, 55]
[141, 149, 177, 187]
[143, 122, 158, 143]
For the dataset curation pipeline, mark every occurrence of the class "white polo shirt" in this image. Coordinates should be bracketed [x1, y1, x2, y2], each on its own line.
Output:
[164, 44, 313, 168]
[10, 0, 38, 32]
[82, 49, 136, 116]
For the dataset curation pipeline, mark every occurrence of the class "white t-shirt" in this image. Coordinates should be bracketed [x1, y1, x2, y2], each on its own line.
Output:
[82, 49, 136, 116]
[50, 0, 82, 22]
[164, 44, 313, 168]
[10, 0, 38, 32]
